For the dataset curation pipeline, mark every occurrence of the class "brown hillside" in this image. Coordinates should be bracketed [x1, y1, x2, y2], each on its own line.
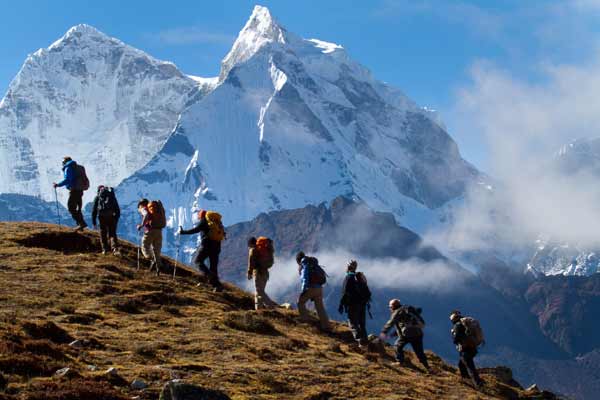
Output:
[0, 222, 555, 400]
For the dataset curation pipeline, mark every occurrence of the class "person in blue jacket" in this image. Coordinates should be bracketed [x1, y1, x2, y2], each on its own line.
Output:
[296, 251, 330, 331]
[53, 156, 88, 231]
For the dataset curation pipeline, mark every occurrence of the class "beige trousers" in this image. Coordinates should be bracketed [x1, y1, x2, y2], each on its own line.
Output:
[298, 287, 330, 330]
[254, 270, 278, 310]
[141, 229, 162, 266]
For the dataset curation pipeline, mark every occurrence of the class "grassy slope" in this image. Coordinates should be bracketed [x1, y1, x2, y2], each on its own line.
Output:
[0, 223, 552, 400]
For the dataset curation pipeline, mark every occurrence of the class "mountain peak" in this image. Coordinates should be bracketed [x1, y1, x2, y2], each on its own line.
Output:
[220, 5, 286, 80]
[48, 24, 119, 52]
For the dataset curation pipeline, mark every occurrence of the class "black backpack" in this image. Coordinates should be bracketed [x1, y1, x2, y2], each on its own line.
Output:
[73, 164, 90, 191]
[97, 187, 118, 217]
[353, 272, 372, 304]
[306, 257, 327, 286]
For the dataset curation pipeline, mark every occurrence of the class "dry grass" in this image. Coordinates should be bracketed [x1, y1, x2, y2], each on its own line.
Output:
[0, 222, 551, 399]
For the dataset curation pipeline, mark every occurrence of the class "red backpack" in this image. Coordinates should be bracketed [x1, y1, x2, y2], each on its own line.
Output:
[255, 237, 275, 269]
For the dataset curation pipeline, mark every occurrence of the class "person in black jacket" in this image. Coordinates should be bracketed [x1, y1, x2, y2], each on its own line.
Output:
[338, 260, 370, 347]
[91, 185, 121, 256]
[179, 210, 223, 292]
[450, 310, 483, 387]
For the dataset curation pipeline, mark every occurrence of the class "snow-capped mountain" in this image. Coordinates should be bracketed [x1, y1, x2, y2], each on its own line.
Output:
[524, 138, 600, 277]
[0, 24, 202, 204]
[117, 6, 481, 241]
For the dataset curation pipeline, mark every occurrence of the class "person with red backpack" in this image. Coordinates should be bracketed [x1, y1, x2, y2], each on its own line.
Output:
[296, 251, 330, 332]
[338, 260, 371, 347]
[91, 185, 121, 256]
[53, 156, 89, 231]
[247, 236, 278, 310]
[179, 209, 225, 292]
[136, 198, 165, 275]
[450, 310, 484, 387]
[380, 299, 431, 372]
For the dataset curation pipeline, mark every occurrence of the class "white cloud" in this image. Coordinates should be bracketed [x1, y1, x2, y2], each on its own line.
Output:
[248, 249, 467, 304]
[440, 54, 600, 257]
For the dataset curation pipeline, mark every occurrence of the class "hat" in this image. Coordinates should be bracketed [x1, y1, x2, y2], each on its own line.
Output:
[198, 209, 207, 220]
[449, 310, 462, 322]
[389, 299, 401, 310]
[62, 156, 72, 165]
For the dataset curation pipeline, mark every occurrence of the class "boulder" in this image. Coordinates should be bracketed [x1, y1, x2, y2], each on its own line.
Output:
[131, 378, 148, 390]
[54, 367, 80, 379]
[159, 380, 230, 400]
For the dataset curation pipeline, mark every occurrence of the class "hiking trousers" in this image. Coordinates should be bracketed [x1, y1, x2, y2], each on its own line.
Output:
[253, 269, 278, 309]
[298, 287, 330, 331]
[458, 348, 482, 385]
[141, 228, 162, 267]
[68, 190, 86, 227]
[395, 334, 430, 369]
[194, 241, 222, 288]
[98, 215, 119, 252]
[347, 303, 368, 345]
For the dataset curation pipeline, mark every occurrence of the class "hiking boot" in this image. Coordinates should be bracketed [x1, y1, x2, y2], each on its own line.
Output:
[112, 249, 121, 256]
[101, 250, 107, 255]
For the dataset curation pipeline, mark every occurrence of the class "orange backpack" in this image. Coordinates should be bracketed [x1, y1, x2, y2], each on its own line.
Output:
[148, 200, 166, 229]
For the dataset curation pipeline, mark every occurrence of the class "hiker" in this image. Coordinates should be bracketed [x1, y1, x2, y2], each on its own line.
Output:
[247, 237, 278, 309]
[136, 198, 166, 275]
[296, 251, 330, 331]
[179, 210, 225, 292]
[338, 260, 371, 347]
[380, 299, 431, 371]
[91, 185, 121, 256]
[52, 156, 89, 231]
[450, 310, 484, 387]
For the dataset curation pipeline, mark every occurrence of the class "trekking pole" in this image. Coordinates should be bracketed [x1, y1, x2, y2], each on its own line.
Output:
[136, 230, 141, 271]
[173, 231, 180, 280]
[54, 187, 61, 227]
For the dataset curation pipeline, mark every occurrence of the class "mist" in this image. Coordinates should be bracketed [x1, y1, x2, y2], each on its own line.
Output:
[243, 249, 468, 303]
[431, 55, 600, 264]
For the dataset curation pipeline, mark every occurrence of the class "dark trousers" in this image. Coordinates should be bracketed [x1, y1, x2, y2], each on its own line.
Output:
[347, 304, 368, 345]
[194, 242, 221, 288]
[395, 335, 430, 369]
[98, 215, 119, 252]
[459, 348, 482, 385]
[68, 190, 86, 226]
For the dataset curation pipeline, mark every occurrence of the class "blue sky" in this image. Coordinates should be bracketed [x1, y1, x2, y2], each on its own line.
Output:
[2, 0, 600, 171]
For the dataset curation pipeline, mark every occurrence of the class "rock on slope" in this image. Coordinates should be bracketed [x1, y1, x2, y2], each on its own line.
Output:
[117, 5, 481, 242]
[0, 24, 202, 204]
[0, 222, 552, 399]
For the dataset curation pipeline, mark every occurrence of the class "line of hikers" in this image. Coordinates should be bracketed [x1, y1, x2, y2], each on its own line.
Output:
[53, 156, 485, 387]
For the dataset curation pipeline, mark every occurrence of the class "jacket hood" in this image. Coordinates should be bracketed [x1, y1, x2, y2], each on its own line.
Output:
[62, 160, 76, 170]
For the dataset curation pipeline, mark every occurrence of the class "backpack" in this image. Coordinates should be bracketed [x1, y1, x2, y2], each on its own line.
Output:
[148, 200, 166, 229]
[206, 211, 225, 241]
[305, 257, 327, 286]
[73, 164, 90, 191]
[353, 272, 371, 304]
[255, 237, 275, 269]
[97, 187, 118, 217]
[399, 306, 425, 339]
[460, 317, 485, 348]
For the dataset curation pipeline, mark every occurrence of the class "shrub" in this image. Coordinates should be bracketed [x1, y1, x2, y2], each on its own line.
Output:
[21, 321, 73, 344]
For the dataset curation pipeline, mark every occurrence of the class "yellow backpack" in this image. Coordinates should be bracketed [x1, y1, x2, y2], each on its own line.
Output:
[205, 211, 225, 241]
